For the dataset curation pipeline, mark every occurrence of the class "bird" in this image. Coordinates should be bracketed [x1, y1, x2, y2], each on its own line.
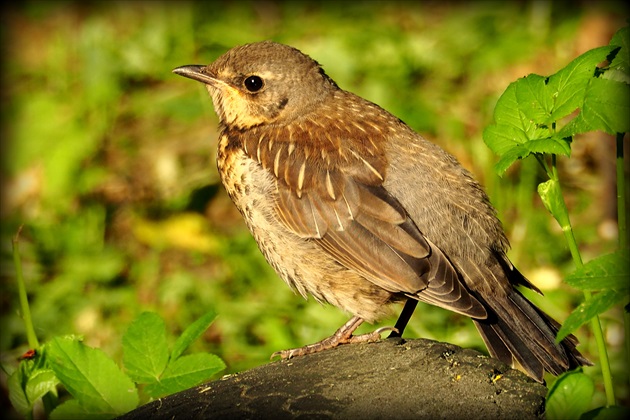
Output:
[173, 40, 591, 382]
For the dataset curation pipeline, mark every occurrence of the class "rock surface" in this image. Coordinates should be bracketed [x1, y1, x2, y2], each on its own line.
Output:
[119, 338, 548, 419]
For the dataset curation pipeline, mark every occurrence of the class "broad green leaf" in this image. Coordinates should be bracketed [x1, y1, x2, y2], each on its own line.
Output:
[25, 369, 59, 407]
[556, 112, 590, 138]
[546, 45, 617, 121]
[608, 26, 629, 77]
[486, 45, 616, 175]
[486, 81, 548, 141]
[494, 145, 529, 175]
[8, 369, 30, 416]
[527, 137, 571, 156]
[492, 82, 521, 128]
[581, 77, 630, 134]
[171, 310, 217, 361]
[50, 399, 112, 420]
[537, 179, 571, 229]
[565, 250, 630, 291]
[601, 67, 630, 84]
[144, 353, 226, 398]
[582, 405, 630, 420]
[483, 124, 529, 155]
[514, 74, 554, 124]
[484, 76, 569, 176]
[122, 312, 169, 384]
[556, 289, 627, 342]
[487, 135, 570, 175]
[546, 370, 594, 420]
[46, 336, 139, 416]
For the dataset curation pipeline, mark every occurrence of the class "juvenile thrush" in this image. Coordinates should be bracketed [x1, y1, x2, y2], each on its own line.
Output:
[173, 41, 590, 382]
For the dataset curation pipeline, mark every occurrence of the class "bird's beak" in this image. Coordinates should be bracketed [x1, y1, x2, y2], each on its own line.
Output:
[172, 65, 218, 85]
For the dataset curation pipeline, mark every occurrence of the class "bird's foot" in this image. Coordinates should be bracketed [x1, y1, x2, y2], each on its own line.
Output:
[271, 315, 397, 360]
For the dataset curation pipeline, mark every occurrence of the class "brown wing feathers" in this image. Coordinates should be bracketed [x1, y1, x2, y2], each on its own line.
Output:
[238, 123, 487, 319]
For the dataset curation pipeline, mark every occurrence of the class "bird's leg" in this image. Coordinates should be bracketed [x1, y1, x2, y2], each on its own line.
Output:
[388, 298, 418, 338]
[271, 315, 398, 360]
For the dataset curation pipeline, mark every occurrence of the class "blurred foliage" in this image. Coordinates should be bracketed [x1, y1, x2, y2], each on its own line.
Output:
[1, 0, 628, 412]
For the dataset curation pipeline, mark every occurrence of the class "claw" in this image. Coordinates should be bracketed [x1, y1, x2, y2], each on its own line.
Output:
[349, 326, 399, 344]
[270, 317, 399, 361]
[375, 326, 399, 336]
[271, 349, 298, 360]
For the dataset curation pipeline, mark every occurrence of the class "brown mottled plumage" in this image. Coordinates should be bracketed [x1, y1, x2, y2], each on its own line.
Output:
[173, 41, 590, 382]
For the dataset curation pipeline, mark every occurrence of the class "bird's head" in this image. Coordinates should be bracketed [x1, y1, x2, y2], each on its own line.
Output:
[173, 41, 337, 130]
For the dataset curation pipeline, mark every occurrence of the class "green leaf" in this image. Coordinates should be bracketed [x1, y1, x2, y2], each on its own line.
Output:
[556, 289, 627, 342]
[46, 336, 139, 416]
[483, 124, 528, 156]
[537, 179, 571, 229]
[514, 74, 554, 124]
[492, 82, 521, 126]
[8, 368, 30, 416]
[485, 44, 620, 174]
[485, 81, 548, 146]
[171, 310, 217, 361]
[494, 145, 529, 175]
[582, 405, 630, 420]
[122, 312, 169, 384]
[144, 353, 226, 398]
[527, 137, 571, 155]
[556, 111, 590, 138]
[484, 71, 574, 176]
[581, 77, 630, 134]
[546, 370, 594, 420]
[608, 26, 629, 78]
[546, 45, 617, 121]
[565, 250, 630, 291]
[490, 137, 572, 176]
[50, 399, 112, 420]
[25, 369, 59, 408]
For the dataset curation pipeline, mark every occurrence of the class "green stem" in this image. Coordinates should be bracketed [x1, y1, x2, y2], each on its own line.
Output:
[616, 133, 627, 250]
[535, 153, 553, 178]
[615, 132, 630, 401]
[12, 226, 39, 349]
[548, 161, 616, 407]
[562, 226, 615, 406]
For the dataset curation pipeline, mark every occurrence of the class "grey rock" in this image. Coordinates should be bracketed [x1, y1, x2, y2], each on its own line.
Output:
[119, 338, 547, 419]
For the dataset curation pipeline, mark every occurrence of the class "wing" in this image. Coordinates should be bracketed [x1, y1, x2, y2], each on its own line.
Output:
[236, 110, 487, 319]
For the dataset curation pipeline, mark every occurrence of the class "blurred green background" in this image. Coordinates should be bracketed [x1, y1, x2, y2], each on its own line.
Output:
[1, 0, 628, 409]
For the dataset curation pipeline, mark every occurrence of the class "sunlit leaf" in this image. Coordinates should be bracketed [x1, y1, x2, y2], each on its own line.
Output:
[8, 369, 30, 416]
[47, 337, 138, 415]
[556, 289, 627, 342]
[582, 405, 630, 420]
[608, 26, 629, 77]
[546, 45, 617, 121]
[25, 369, 59, 408]
[50, 399, 111, 420]
[483, 124, 529, 155]
[546, 370, 594, 420]
[565, 250, 630, 291]
[514, 74, 554, 124]
[144, 353, 226, 398]
[122, 312, 169, 384]
[171, 310, 217, 361]
[581, 77, 630, 134]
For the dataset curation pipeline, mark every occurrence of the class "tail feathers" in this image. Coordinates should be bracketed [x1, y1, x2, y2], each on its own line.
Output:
[473, 289, 591, 382]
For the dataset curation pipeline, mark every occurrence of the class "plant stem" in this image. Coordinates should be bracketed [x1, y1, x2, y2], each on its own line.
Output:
[615, 132, 630, 402]
[616, 133, 627, 250]
[548, 160, 616, 407]
[12, 226, 40, 349]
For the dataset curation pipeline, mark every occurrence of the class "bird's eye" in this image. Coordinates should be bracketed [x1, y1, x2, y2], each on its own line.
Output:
[244, 75, 264, 92]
